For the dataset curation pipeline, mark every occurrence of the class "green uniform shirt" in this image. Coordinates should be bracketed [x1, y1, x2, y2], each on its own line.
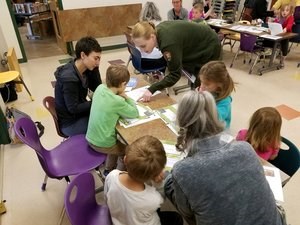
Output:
[86, 84, 138, 147]
[149, 20, 221, 93]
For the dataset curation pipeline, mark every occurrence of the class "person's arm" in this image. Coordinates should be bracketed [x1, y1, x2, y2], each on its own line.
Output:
[283, 15, 294, 32]
[148, 46, 182, 93]
[216, 97, 231, 124]
[62, 81, 91, 115]
[118, 93, 139, 119]
[167, 9, 175, 20]
[164, 173, 196, 225]
[236, 129, 247, 141]
[269, 148, 279, 160]
[87, 67, 102, 92]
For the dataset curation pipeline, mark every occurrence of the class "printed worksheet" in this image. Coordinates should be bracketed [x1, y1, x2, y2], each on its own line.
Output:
[263, 166, 284, 202]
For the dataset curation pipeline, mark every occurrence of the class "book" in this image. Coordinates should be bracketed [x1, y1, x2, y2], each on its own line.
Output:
[263, 166, 284, 202]
[162, 141, 186, 171]
[155, 104, 179, 135]
[119, 103, 160, 128]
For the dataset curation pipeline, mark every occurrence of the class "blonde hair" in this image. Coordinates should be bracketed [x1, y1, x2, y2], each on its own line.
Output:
[140, 2, 162, 22]
[106, 65, 130, 88]
[132, 21, 156, 40]
[176, 91, 224, 152]
[199, 61, 235, 101]
[246, 107, 282, 152]
[280, 4, 294, 18]
[125, 135, 166, 183]
[193, 2, 204, 12]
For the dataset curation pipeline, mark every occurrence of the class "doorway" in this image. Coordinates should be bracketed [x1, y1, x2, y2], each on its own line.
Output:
[8, 0, 64, 60]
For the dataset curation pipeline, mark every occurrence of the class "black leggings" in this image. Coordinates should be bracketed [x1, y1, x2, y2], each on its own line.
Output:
[263, 39, 290, 56]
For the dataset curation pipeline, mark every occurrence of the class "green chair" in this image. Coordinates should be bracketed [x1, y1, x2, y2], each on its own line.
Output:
[269, 137, 300, 177]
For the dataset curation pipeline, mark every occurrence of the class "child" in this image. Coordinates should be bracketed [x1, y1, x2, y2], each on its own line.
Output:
[275, 4, 294, 67]
[270, 4, 295, 67]
[104, 135, 183, 225]
[188, 0, 202, 20]
[236, 107, 282, 160]
[198, 61, 235, 128]
[86, 65, 139, 174]
[191, 3, 207, 24]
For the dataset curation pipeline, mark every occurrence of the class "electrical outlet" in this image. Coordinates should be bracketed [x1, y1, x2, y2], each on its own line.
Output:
[0, 202, 7, 214]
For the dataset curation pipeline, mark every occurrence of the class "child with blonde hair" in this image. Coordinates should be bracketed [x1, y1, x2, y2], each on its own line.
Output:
[236, 107, 282, 160]
[275, 4, 295, 67]
[191, 3, 207, 24]
[198, 61, 235, 128]
[104, 135, 183, 225]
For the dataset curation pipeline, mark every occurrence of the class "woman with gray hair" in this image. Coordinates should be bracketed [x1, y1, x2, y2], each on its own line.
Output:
[164, 91, 285, 225]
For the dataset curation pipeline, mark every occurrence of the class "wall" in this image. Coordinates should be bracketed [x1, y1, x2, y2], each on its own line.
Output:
[61, 0, 193, 46]
[0, 0, 22, 59]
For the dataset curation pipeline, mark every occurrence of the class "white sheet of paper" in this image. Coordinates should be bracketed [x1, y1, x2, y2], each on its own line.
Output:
[263, 166, 284, 202]
[126, 86, 161, 101]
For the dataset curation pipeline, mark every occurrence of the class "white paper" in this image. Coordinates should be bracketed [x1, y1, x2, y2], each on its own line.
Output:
[268, 22, 283, 35]
[163, 143, 185, 171]
[263, 166, 284, 202]
[126, 86, 161, 102]
[260, 34, 281, 40]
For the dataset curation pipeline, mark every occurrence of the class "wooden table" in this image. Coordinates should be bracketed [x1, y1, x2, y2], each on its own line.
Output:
[282, 170, 300, 225]
[117, 74, 177, 145]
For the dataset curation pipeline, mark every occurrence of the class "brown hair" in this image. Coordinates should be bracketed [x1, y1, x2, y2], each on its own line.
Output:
[132, 21, 156, 40]
[246, 107, 282, 152]
[199, 61, 235, 101]
[106, 65, 130, 88]
[125, 135, 166, 183]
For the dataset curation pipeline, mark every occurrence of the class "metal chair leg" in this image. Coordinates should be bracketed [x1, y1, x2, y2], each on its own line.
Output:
[249, 55, 259, 74]
[17, 75, 34, 101]
[230, 49, 240, 68]
[41, 174, 48, 191]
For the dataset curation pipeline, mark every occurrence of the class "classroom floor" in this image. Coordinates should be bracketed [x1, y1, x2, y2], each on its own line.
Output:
[1, 44, 300, 225]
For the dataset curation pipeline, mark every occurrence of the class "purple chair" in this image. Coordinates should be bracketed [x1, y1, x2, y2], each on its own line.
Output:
[230, 33, 265, 74]
[14, 117, 107, 191]
[64, 172, 112, 225]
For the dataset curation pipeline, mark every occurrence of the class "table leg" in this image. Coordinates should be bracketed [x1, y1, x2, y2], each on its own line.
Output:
[258, 41, 281, 75]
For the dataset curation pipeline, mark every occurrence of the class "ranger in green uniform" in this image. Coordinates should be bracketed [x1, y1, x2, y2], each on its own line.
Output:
[132, 20, 221, 101]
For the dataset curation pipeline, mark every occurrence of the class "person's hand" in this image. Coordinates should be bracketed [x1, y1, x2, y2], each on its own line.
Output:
[153, 171, 165, 183]
[138, 89, 152, 102]
[118, 91, 128, 99]
[282, 28, 287, 33]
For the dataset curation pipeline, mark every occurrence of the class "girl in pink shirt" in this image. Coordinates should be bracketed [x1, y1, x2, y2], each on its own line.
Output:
[236, 107, 282, 160]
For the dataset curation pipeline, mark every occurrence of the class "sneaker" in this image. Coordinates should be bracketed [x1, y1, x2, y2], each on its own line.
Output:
[103, 169, 110, 177]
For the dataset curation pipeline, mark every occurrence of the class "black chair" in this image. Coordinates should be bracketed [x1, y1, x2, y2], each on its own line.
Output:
[269, 137, 300, 177]
[288, 23, 300, 52]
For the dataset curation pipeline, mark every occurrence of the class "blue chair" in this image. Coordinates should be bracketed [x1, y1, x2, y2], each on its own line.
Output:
[269, 137, 300, 177]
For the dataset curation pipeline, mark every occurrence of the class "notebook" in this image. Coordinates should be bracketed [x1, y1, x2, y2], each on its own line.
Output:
[268, 22, 283, 36]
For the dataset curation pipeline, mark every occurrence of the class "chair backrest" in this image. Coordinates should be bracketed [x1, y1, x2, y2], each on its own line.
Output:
[43, 96, 68, 138]
[290, 23, 300, 43]
[14, 117, 53, 176]
[126, 42, 143, 72]
[65, 172, 112, 225]
[270, 137, 300, 177]
[240, 33, 258, 52]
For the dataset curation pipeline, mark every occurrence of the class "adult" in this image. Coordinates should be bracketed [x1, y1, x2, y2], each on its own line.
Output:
[164, 91, 286, 225]
[167, 0, 189, 20]
[54, 36, 102, 136]
[138, 1, 167, 70]
[132, 21, 221, 101]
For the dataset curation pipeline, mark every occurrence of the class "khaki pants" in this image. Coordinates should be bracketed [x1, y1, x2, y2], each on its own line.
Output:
[89, 140, 126, 171]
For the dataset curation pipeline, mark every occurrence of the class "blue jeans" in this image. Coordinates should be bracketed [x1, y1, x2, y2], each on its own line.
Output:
[61, 116, 89, 136]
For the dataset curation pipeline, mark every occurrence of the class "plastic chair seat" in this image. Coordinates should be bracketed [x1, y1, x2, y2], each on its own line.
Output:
[42, 134, 106, 178]
[0, 71, 19, 84]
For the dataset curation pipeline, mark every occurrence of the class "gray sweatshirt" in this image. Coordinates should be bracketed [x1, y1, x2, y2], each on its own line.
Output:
[164, 133, 283, 225]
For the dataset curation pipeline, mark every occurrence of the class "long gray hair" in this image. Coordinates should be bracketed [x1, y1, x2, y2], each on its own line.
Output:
[176, 91, 224, 152]
[139, 2, 162, 22]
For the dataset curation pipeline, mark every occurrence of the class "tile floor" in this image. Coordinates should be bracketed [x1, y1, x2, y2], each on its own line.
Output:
[1, 44, 300, 225]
